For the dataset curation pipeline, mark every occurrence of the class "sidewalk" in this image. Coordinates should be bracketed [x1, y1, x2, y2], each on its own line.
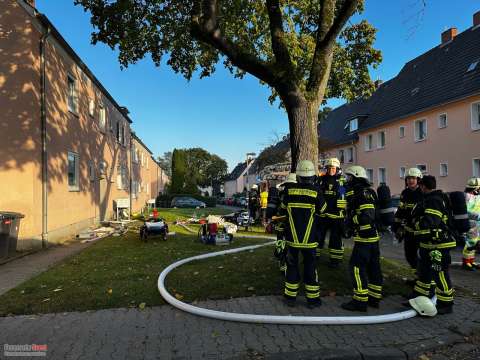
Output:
[0, 240, 96, 296]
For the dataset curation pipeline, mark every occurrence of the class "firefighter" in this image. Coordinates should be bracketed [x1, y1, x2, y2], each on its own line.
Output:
[342, 165, 383, 312]
[411, 175, 455, 315]
[317, 157, 347, 267]
[260, 182, 269, 225]
[280, 161, 327, 308]
[248, 184, 259, 222]
[268, 173, 297, 272]
[392, 168, 424, 271]
[462, 177, 480, 270]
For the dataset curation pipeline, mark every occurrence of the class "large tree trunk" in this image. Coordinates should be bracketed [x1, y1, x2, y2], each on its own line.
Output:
[286, 96, 319, 173]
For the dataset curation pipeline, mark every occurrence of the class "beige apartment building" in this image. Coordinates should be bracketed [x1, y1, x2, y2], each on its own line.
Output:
[320, 12, 480, 195]
[0, 0, 165, 250]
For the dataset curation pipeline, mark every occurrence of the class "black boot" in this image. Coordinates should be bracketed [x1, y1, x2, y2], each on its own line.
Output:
[328, 260, 341, 269]
[368, 298, 380, 309]
[341, 300, 367, 312]
[437, 304, 453, 315]
[283, 297, 296, 308]
[306, 298, 322, 309]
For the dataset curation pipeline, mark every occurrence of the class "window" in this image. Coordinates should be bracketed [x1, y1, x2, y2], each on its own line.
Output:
[132, 180, 138, 199]
[116, 164, 127, 190]
[473, 158, 480, 177]
[68, 152, 79, 191]
[366, 169, 374, 183]
[88, 99, 95, 117]
[365, 134, 374, 151]
[88, 161, 95, 182]
[349, 118, 358, 132]
[417, 164, 427, 175]
[141, 152, 145, 167]
[399, 126, 405, 138]
[67, 75, 78, 113]
[414, 119, 427, 141]
[99, 105, 106, 131]
[146, 157, 149, 169]
[399, 167, 406, 178]
[338, 149, 345, 164]
[347, 147, 354, 163]
[378, 167, 387, 184]
[472, 102, 480, 130]
[438, 113, 447, 129]
[116, 121, 121, 142]
[377, 131, 386, 149]
[440, 163, 448, 177]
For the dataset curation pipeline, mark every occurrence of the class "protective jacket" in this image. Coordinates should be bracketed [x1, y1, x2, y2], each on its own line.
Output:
[392, 187, 423, 233]
[412, 190, 456, 249]
[318, 175, 347, 219]
[280, 183, 326, 249]
[347, 182, 380, 243]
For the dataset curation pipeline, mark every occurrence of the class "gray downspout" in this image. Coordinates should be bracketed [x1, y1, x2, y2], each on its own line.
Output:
[129, 133, 133, 219]
[40, 26, 51, 248]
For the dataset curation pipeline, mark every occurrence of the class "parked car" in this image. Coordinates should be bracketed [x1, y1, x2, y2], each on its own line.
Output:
[171, 197, 206, 208]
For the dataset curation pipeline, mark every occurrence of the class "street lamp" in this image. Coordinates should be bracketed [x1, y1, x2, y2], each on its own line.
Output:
[245, 152, 256, 192]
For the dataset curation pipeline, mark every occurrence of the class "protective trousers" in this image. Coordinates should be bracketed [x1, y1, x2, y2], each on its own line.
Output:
[284, 247, 320, 303]
[414, 248, 454, 307]
[349, 242, 383, 304]
[403, 231, 419, 269]
[316, 217, 344, 262]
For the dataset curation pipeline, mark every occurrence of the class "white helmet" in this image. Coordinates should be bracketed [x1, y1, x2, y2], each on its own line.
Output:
[285, 173, 297, 183]
[409, 296, 437, 317]
[325, 158, 341, 168]
[296, 160, 316, 178]
[251, 184, 258, 190]
[344, 165, 368, 181]
[406, 168, 423, 179]
[466, 177, 480, 189]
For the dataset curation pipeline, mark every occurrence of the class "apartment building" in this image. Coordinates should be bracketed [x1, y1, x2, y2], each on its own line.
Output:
[319, 12, 480, 195]
[0, 0, 163, 249]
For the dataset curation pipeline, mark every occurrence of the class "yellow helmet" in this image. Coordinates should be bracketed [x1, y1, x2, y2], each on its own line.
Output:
[344, 165, 368, 181]
[296, 160, 316, 178]
[466, 177, 480, 189]
[406, 168, 423, 179]
[325, 157, 341, 168]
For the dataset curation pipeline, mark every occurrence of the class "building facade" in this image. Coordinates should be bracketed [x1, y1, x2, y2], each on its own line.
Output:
[320, 13, 480, 195]
[0, 0, 163, 249]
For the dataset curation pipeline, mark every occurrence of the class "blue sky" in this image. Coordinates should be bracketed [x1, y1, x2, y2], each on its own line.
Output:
[36, 1, 479, 171]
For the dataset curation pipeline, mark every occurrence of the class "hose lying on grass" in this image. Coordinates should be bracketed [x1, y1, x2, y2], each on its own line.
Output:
[158, 241, 419, 325]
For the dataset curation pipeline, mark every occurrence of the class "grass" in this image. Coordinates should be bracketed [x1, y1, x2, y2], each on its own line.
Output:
[0, 208, 412, 316]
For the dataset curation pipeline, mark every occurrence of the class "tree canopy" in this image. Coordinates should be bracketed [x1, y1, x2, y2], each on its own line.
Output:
[77, 0, 381, 169]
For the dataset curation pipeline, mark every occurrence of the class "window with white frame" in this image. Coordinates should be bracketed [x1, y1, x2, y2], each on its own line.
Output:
[414, 119, 427, 141]
[67, 75, 78, 113]
[349, 118, 358, 132]
[438, 113, 447, 129]
[88, 161, 95, 182]
[377, 130, 386, 149]
[132, 180, 138, 199]
[378, 167, 387, 184]
[417, 164, 427, 175]
[99, 105, 106, 131]
[68, 151, 79, 191]
[472, 102, 480, 130]
[399, 126, 405, 138]
[440, 163, 448, 177]
[115, 121, 121, 143]
[473, 158, 480, 177]
[400, 167, 406, 178]
[366, 168, 374, 183]
[338, 149, 345, 163]
[88, 99, 95, 117]
[347, 147, 354, 163]
[116, 164, 127, 190]
[365, 134, 374, 151]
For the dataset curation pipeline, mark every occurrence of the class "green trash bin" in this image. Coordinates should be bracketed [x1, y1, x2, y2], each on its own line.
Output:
[0, 212, 24, 259]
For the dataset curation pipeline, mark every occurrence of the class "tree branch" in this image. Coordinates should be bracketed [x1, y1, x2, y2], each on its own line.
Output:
[265, 0, 294, 74]
[191, 0, 277, 86]
[307, 0, 359, 94]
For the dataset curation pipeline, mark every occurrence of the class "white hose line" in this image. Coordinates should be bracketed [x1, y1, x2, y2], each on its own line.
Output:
[158, 241, 419, 325]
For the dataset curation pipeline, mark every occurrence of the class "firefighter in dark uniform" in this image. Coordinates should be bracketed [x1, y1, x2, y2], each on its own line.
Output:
[392, 168, 424, 271]
[317, 158, 347, 267]
[280, 161, 327, 308]
[411, 175, 455, 314]
[266, 173, 297, 272]
[342, 166, 383, 312]
[248, 184, 259, 222]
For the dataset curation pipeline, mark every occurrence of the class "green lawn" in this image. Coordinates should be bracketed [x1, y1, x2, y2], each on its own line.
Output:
[0, 209, 412, 316]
